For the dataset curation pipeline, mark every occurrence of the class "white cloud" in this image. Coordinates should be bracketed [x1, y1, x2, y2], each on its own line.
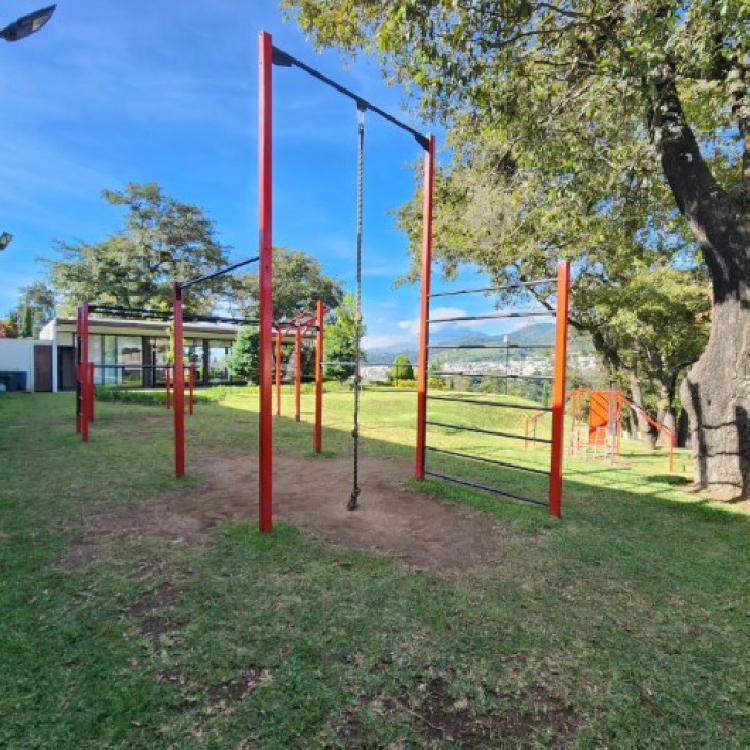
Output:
[362, 332, 413, 350]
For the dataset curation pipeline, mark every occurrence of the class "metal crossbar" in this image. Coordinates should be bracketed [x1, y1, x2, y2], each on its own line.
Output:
[178, 256, 259, 290]
[430, 371, 554, 381]
[425, 471, 548, 506]
[428, 311, 554, 323]
[271, 45, 429, 149]
[429, 277, 558, 298]
[428, 343, 554, 350]
[426, 445, 550, 476]
[427, 395, 552, 411]
[426, 419, 551, 444]
[88, 304, 258, 326]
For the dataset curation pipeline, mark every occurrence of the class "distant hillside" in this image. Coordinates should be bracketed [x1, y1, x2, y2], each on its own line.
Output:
[365, 323, 592, 364]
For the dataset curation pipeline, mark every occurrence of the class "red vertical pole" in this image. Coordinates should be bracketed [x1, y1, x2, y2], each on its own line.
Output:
[548, 260, 570, 517]
[415, 134, 435, 480]
[314, 300, 323, 453]
[75, 305, 82, 434]
[294, 328, 301, 422]
[275, 328, 282, 417]
[88, 362, 95, 423]
[258, 30, 273, 533]
[189, 362, 195, 416]
[173, 283, 185, 478]
[81, 302, 90, 442]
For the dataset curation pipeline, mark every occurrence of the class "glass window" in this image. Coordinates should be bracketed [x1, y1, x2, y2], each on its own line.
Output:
[88, 335, 104, 384]
[117, 336, 142, 387]
[209, 339, 233, 383]
[185, 340, 204, 382]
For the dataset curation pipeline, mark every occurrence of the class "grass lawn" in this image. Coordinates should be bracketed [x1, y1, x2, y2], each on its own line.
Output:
[1, 389, 748, 747]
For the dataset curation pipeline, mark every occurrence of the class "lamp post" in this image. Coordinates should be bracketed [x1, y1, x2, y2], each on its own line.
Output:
[0, 5, 56, 42]
[1, 6, 56, 251]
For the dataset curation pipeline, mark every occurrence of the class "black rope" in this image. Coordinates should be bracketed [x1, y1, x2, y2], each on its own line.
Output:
[348, 104, 365, 511]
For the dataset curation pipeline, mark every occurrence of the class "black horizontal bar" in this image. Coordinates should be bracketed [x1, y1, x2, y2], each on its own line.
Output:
[428, 311, 554, 323]
[429, 371, 553, 381]
[272, 45, 429, 150]
[426, 419, 551, 444]
[179, 256, 259, 290]
[429, 277, 558, 298]
[88, 304, 257, 326]
[424, 471, 548, 507]
[427, 395, 552, 411]
[426, 446, 550, 476]
[89, 305, 172, 319]
[428, 344, 554, 350]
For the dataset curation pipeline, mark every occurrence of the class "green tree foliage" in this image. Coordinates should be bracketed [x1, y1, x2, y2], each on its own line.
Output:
[286, 0, 748, 494]
[16, 282, 56, 336]
[323, 293, 364, 381]
[234, 247, 343, 321]
[47, 182, 230, 314]
[21, 306, 33, 338]
[226, 327, 260, 384]
[387, 353, 414, 383]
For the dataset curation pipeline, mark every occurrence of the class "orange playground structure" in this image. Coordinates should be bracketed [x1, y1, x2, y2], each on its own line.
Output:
[525, 388, 676, 473]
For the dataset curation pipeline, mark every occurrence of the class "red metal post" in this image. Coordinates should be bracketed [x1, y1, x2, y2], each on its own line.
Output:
[88, 361, 95, 422]
[188, 362, 195, 416]
[75, 305, 82, 434]
[172, 283, 185, 478]
[258, 30, 274, 533]
[294, 327, 302, 422]
[314, 300, 323, 453]
[81, 302, 90, 442]
[415, 134, 435, 480]
[548, 260, 570, 517]
[275, 327, 282, 417]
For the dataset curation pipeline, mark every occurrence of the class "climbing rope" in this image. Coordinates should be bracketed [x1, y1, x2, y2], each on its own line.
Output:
[348, 103, 366, 511]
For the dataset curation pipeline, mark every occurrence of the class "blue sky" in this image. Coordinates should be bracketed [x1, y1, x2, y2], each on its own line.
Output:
[0, 0, 526, 350]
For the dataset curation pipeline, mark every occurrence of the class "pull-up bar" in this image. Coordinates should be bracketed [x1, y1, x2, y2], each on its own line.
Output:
[271, 45, 429, 149]
[178, 255, 260, 290]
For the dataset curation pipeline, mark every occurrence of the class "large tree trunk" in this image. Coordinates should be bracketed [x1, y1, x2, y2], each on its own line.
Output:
[680, 295, 750, 498]
[627, 369, 650, 439]
[649, 68, 750, 499]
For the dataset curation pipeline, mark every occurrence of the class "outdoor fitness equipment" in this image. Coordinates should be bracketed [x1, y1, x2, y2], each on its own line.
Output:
[567, 388, 676, 473]
[171, 256, 273, 526]
[265, 31, 434, 511]
[414, 266, 571, 517]
[273, 301, 325, 452]
[74, 302, 209, 439]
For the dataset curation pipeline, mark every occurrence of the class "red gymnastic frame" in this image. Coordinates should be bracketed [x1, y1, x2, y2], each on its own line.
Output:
[74, 303, 196, 441]
[272, 303, 325, 451]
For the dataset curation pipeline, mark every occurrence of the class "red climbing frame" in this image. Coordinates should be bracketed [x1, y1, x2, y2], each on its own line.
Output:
[415, 261, 571, 517]
[272, 304, 326, 451]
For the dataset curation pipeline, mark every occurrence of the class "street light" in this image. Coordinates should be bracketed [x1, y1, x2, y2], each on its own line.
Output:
[1, 6, 56, 253]
[0, 4, 56, 43]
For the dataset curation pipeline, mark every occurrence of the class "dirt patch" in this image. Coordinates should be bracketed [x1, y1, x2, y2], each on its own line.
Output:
[125, 582, 180, 617]
[207, 665, 272, 706]
[59, 453, 517, 572]
[336, 664, 579, 747]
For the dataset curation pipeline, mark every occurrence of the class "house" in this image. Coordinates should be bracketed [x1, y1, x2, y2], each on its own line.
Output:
[0, 338, 53, 392]
[38, 316, 242, 392]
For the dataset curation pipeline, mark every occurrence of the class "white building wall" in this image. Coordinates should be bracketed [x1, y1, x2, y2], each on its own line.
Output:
[0, 339, 37, 392]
